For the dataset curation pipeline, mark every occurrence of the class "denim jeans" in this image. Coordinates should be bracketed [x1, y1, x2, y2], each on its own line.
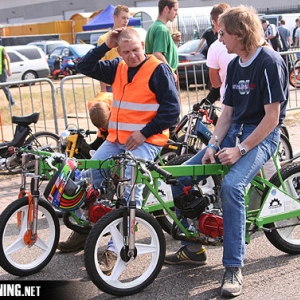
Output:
[172, 123, 280, 268]
[84, 140, 161, 207]
[0, 71, 14, 104]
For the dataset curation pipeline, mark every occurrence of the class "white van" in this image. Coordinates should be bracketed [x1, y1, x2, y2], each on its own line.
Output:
[28, 40, 69, 55]
[5, 45, 50, 84]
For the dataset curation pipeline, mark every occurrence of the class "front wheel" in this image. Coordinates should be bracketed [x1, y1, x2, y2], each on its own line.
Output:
[0, 197, 60, 276]
[289, 67, 300, 88]
[264, 162, 300, 254]
[84, 208, 166, 297]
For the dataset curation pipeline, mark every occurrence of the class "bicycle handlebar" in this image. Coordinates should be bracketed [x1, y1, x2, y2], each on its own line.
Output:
[109, 153, 177, 185]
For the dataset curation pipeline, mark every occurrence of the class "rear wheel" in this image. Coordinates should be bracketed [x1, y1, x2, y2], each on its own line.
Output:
[289, 67, 300, 88]
[22, 71, 37, 85]
[264, 162, 300, 254]
[278, 133, 293, 162]
[25, 131, 60, 153]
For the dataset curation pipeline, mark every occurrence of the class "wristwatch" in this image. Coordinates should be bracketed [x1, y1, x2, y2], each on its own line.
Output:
[237, 144, 247, 156]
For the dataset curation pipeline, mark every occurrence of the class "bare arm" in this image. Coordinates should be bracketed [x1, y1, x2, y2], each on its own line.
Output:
[191, 38, 205, 55]
[152, 51, 168, 65]
[209, 68, 222, 88]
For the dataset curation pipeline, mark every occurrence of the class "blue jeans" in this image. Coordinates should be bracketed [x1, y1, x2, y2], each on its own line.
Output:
[172, 124, 280, 268]
[0, 71, 14, 104]
[84, 140, 161, 207]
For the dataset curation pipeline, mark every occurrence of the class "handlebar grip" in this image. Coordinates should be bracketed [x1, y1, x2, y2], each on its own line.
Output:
[86, 130, 98, 135]
[146, 161, 173, 180]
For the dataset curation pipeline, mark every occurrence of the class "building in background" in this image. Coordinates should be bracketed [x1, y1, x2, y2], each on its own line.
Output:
[0, 1, 300, 25]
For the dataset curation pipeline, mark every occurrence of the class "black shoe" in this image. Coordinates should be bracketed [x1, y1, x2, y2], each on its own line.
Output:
[164, 246, 207, 265]
[221, 268, 243, 297]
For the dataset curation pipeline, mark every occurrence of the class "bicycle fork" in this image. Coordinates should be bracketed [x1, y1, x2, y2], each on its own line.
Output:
[18, 153, 40, 246]
[120, 159, 138, 262]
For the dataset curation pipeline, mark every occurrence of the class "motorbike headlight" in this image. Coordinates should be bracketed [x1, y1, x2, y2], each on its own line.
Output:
[60, 129, 70, 140]
[59, 129, 70, 150]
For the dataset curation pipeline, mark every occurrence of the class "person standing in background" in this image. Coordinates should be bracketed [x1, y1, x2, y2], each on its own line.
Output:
[0, 45, 16, 106]
[206, 3, 236, 103]
[294, 18, 300, 47]
[97, 5, 130, 92]
[261, 18, 283, 52]
[190, 25, 218, 57]
[278, 19, 291, 50]
[292, 18, 300, 46]
[171, 31, 182, 47]
[145, 0, 179, 77]
[191, 24, 220, 104]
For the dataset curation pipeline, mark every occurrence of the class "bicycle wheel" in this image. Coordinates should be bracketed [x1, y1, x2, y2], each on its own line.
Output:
[25, 131, 60, 152]
[278, 133, 293, 162]
[264, 162, 300, 254]
[0, 197, 60, 276]
[84, 208, 166, 297]
[153, 154, 220, 234]
[289, 67, 300, 88]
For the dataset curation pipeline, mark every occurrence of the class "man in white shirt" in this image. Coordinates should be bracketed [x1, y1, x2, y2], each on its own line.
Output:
[206, 3, 236, 103]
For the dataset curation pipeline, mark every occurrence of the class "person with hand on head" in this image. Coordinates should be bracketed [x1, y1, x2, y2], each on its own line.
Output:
[59, 28, 180, 273]
[145, 0, 179, 80]
[164, 6, 288, 298]
[97, 5, 130, 93]
[0, 45, 16, 106]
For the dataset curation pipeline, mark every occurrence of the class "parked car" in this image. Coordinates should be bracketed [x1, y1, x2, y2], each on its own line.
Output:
[177, 39, 209, 89]
[47, 44, 95, 73]
[28, 40, 69, 55]
[5, 45, 50, 84]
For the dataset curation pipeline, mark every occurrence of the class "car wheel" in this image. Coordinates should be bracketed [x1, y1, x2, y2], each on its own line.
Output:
[22, 71, 37, 85]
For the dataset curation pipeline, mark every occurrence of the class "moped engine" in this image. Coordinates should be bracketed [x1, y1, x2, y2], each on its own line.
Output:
[88, 200, 114, 223]
[198, 213, 223, 239]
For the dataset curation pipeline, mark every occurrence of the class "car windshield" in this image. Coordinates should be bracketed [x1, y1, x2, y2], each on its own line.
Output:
[47, 43, 68, 54]
[178, 39, 207, 54]
[71, 44, 94, 55]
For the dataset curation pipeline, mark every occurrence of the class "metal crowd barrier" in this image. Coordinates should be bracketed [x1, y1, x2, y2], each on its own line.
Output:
[1, 49, 300, 140]
[0, 78, 59, 141]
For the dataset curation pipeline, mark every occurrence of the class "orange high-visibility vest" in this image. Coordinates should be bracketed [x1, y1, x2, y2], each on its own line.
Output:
[108, 56, 169, 146]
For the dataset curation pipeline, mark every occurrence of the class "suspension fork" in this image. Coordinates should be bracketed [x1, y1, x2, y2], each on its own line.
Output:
[18, 154, 41, 245]
[180, 113, 195, 155]
[120, 158, 137, 260]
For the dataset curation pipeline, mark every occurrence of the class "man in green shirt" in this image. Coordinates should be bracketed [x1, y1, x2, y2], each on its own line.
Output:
[145, 0, 179, 74]
[0, 45, 16, 106]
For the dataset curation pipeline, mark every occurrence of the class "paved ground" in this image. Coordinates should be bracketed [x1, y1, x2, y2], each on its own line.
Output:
[0, 112, 300, 299]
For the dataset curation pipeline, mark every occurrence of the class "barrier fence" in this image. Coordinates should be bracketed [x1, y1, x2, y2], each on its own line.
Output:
[1, 49, 300, 141]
